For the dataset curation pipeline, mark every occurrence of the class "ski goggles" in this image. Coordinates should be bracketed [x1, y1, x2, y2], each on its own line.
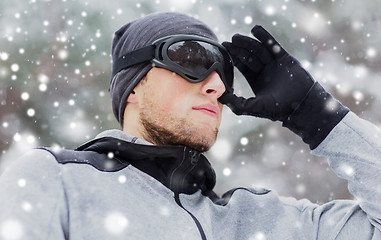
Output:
[112, 34, 234, 93]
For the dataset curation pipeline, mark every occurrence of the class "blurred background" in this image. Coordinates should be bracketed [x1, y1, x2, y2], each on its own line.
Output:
[1, 0, 381, 204]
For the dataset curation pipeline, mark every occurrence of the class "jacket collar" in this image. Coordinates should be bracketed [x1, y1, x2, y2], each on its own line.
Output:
[92, 129, 153, 146]
[76, 136, 216, 196]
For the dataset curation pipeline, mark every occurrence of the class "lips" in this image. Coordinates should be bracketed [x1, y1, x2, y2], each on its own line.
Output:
[192, 104, 219, 117]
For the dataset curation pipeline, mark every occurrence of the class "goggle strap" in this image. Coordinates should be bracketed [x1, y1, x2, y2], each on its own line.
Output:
[112, 45, 155, 79]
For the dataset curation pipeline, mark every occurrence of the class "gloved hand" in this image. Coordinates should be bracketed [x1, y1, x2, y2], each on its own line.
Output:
[220, 25, 315, 122]
[220, 25, 349, 149]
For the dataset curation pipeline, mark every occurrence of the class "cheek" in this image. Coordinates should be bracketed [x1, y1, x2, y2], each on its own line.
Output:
[160, 78, 193, 112]
[143, 70, 196, 116]
[161, 91, 193, 116]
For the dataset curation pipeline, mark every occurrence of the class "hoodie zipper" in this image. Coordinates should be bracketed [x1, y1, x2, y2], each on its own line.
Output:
[174, 193, 207, 240]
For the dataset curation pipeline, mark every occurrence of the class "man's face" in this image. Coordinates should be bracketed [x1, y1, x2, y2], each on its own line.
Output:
[134, 67, 225, 152]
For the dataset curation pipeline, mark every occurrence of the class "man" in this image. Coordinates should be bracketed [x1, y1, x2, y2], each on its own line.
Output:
[0, 12, 380, 240]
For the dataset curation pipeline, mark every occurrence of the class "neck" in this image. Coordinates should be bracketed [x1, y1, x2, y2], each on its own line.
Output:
[122, 107, 151, 144]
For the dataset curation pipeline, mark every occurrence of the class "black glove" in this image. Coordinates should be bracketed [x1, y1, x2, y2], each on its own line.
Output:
[220, 25, 349, 149]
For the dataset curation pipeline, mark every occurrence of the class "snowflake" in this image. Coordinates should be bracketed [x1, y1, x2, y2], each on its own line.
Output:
[104, 212, 129, 235]
[58, 49, 68, 60]
[39, 83, 48, 92]
[21, 92, 30, 101]
[21, 201, 33, 212]
[352, 90, 364, 102]
[159, 206, 171, 217]
[249, 231, 267, 240]
[17, 178, 26, 188]
[272, 45, 281, 54]
[69, 122, 77, 129]
[244, 16, 253, 25]
[1, 219, 24, 240]
[223, 168, 231, 176]
[339, 164, 355, 177]
[107, 152, 114, 159]
[13, 133, 22, 142]
[10, 64, 19, 72]
[0, 52, 9, 61]
[265, 6, 275, 16]
[209, 138, 232, 160]
[296, 184, 306, 194]
[95, 30, 101, 38]
[240, 137, 249, 146]
[118, 175, 126, 183]
[38, 73, 49, 83]
[366, 48, 377, 58]
[26, 108, 35, 117]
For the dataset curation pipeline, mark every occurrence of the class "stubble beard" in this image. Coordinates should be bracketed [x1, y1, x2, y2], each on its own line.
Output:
[139, 101, 218, 153]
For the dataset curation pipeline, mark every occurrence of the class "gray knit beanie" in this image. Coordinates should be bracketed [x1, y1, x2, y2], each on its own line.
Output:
[109, 12, 218, 126]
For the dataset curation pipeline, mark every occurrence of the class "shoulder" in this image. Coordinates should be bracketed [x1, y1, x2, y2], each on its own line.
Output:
[2, 148, 59, 174]
[0, 148, 62, 186]
[0, 149, 71, 237]
[0, 149, 67, 212]
[212, 187, 271, 206]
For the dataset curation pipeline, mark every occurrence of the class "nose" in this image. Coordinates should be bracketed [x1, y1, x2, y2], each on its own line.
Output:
[201, 71, 226, 98]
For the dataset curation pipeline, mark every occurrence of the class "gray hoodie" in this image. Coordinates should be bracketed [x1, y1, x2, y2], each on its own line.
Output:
[0, 111, 380, 239]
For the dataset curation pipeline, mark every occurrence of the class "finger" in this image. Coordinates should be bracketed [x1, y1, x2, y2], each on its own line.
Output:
[222, 42, 264, 74]
[222, 43, 251, 75]
[251, 25, 286, 58]
[223, 43, 263, 91]
[231, 34, 273, 65]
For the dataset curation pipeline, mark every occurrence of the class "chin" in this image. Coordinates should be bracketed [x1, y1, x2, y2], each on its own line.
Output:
[139, 109, 219, 152]
[186, 127, 218, 152]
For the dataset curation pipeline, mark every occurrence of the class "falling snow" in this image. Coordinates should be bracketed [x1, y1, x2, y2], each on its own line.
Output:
[223, 167, 232, 176]
[249, 231, 267, 240]
[1, 219, 24, 240]
[339, 164, 355, 177]
[17, 178, 26, 188]
[0, 0, 381, 210]
[118, 175, 127, 183]
[21, 201, 33, 212]
[240, 137, 249, 146]
[244, 16, 253, 25]
[158, 205, 172, 217]
[104, 212, 129, 235]
[10, 64, 19, 72]
[26, 108, 35, 117]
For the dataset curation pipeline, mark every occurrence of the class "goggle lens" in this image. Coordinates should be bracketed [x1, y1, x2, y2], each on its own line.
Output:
[167, 41, 225, 76]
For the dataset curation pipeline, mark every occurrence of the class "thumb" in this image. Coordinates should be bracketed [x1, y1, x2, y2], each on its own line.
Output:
[219, 92, 269, 118]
